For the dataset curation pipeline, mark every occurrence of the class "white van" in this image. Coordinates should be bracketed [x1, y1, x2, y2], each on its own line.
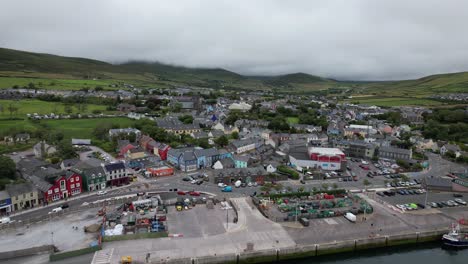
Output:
[49, 207, 63, 214]
[0, 217, 11, 224]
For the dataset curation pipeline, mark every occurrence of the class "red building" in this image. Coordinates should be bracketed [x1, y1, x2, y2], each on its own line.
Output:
[146, 166, 174, 177]
[42, 171, 83, 202]
[157, 144, 170, 160]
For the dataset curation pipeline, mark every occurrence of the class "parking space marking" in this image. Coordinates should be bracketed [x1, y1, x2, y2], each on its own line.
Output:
[323, 218, 338, 225]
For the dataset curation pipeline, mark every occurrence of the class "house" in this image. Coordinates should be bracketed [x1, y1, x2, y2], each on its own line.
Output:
[231, 138, 263, 154]
[156, 143, 171, 160]
[266, 164, 277, 173]
[228, 102, 252, 111]
[156, 117, 201, 135]
[33, 141, 57, 158]
[104, 162, 129, 186]
[71, 138, 91, 145]
[440, 144, 462, 158]
[126, 146, 146, 160]
[76, 165, 107, 192]
[233, 155, 250, 168]
[146, 166, 174, 177]
[179, 151, 198, 172]
[214, 167, 266, 185]
[212, 158, 235, 170]
[60, 158, 81, 170]
[117, 141, 136, 158]
[117, 103, 137, 113]
[108, 128, 141, 139]
[139, 135, 156, 152]
[194, 148, 220, 168]
[0, 191, 12, 215]
[378, 146, 412, 161]
[212, 122, 225, 131]
[30, 171, 83, 203]
[5, 183, 39, 211]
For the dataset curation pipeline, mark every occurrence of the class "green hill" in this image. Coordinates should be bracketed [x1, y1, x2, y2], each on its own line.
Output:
[1, 47, 468, 97]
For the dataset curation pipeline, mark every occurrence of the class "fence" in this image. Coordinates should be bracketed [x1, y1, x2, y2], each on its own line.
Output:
[0, 245, 55, 261]
[49, 245, 102, 262]
[149, 229, 449, 264]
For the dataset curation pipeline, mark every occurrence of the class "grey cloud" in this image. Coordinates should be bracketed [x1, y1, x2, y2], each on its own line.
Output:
[1, 0, 468, 80]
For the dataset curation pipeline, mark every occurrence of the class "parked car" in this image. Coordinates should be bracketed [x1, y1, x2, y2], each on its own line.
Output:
[454, 198, 467, 205]
[97, 190, 108, 195]
[453, 193, 463, 198]
[49, 207, 63, 214]
[61, 203, 69, 209]
[182, 177, 191, 182]
[177, 191, 186, 195]
[189, 191, 201, 196]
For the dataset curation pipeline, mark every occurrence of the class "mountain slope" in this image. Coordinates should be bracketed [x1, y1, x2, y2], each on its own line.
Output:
[0, 47, 468, 95]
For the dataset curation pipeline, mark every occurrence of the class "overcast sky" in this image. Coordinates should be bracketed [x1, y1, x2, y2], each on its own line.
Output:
[1, 0, 468, 80]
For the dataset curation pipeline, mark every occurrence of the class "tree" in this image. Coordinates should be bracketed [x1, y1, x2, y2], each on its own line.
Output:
[321, 183, 329, 190]
[64, 104, 73, 114]
[57, 140, 78, 160]
[231, 131, 239, 140]
[28, 82, 35, 90]
[332, 183, 338, 190]
[7, 104, 18, 118]
[363, 179, 371, 189]
[215, 135, 229, 147]
[93, 122, 113, 140]
[178, 115, 194, 124]
[0, 155, 16, 180]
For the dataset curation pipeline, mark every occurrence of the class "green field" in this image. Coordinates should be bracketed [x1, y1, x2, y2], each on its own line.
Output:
[0, 99, 112, 118]
[343, 97, 445, 107]
[42, 117, 136, 138]
[286, 117, 299, 124]
[0, 117, 136, 138]
[0, 76, 119, 90]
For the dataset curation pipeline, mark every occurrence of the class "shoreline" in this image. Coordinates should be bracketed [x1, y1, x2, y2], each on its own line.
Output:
[172, 229, 448, 264]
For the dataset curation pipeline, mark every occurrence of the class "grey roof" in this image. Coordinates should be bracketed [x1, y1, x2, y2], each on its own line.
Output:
[71, 138, 91, 145]
[6, 182, 37, 196]
[220, 158, 235, 167]
[17, 158, 48, 175]
[73, 158, 103, 170]
[233, 155, 250, 162]
[194, 148, 219, 158]
[82, 166, 106, 178]
[214, 166, 266, 178]
[104, 162, 126, 172]
[231, 138, 261, 148]
[379, 146, 411, 155]
[182, 151, 197, 161]
[61, 158, 81, 167]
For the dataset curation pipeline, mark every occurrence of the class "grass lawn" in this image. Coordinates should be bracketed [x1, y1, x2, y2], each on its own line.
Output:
[0, 99, 112, 118]
[286, 117, 299, 124]
[41, 117, 137, 139]
[343, 97, 445, 107]
[0, 76, 119, 90]
[0, 117, 137, 139]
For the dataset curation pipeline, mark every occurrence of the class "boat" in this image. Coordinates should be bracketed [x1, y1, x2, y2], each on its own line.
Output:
[442, 223, 468, 248]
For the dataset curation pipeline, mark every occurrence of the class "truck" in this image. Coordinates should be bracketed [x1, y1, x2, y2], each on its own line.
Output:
[344, 212, 356, 223]
[222, 186, 232, 192]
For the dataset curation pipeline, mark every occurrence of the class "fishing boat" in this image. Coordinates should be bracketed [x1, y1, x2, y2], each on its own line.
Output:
[442, 223, 468, 248]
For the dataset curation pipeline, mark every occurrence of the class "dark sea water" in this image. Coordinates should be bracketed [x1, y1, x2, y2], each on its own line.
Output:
[282, 243, 468, 264]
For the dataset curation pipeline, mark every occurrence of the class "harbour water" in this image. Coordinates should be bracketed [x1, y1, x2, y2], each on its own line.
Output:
[286, 243, 467, 264]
